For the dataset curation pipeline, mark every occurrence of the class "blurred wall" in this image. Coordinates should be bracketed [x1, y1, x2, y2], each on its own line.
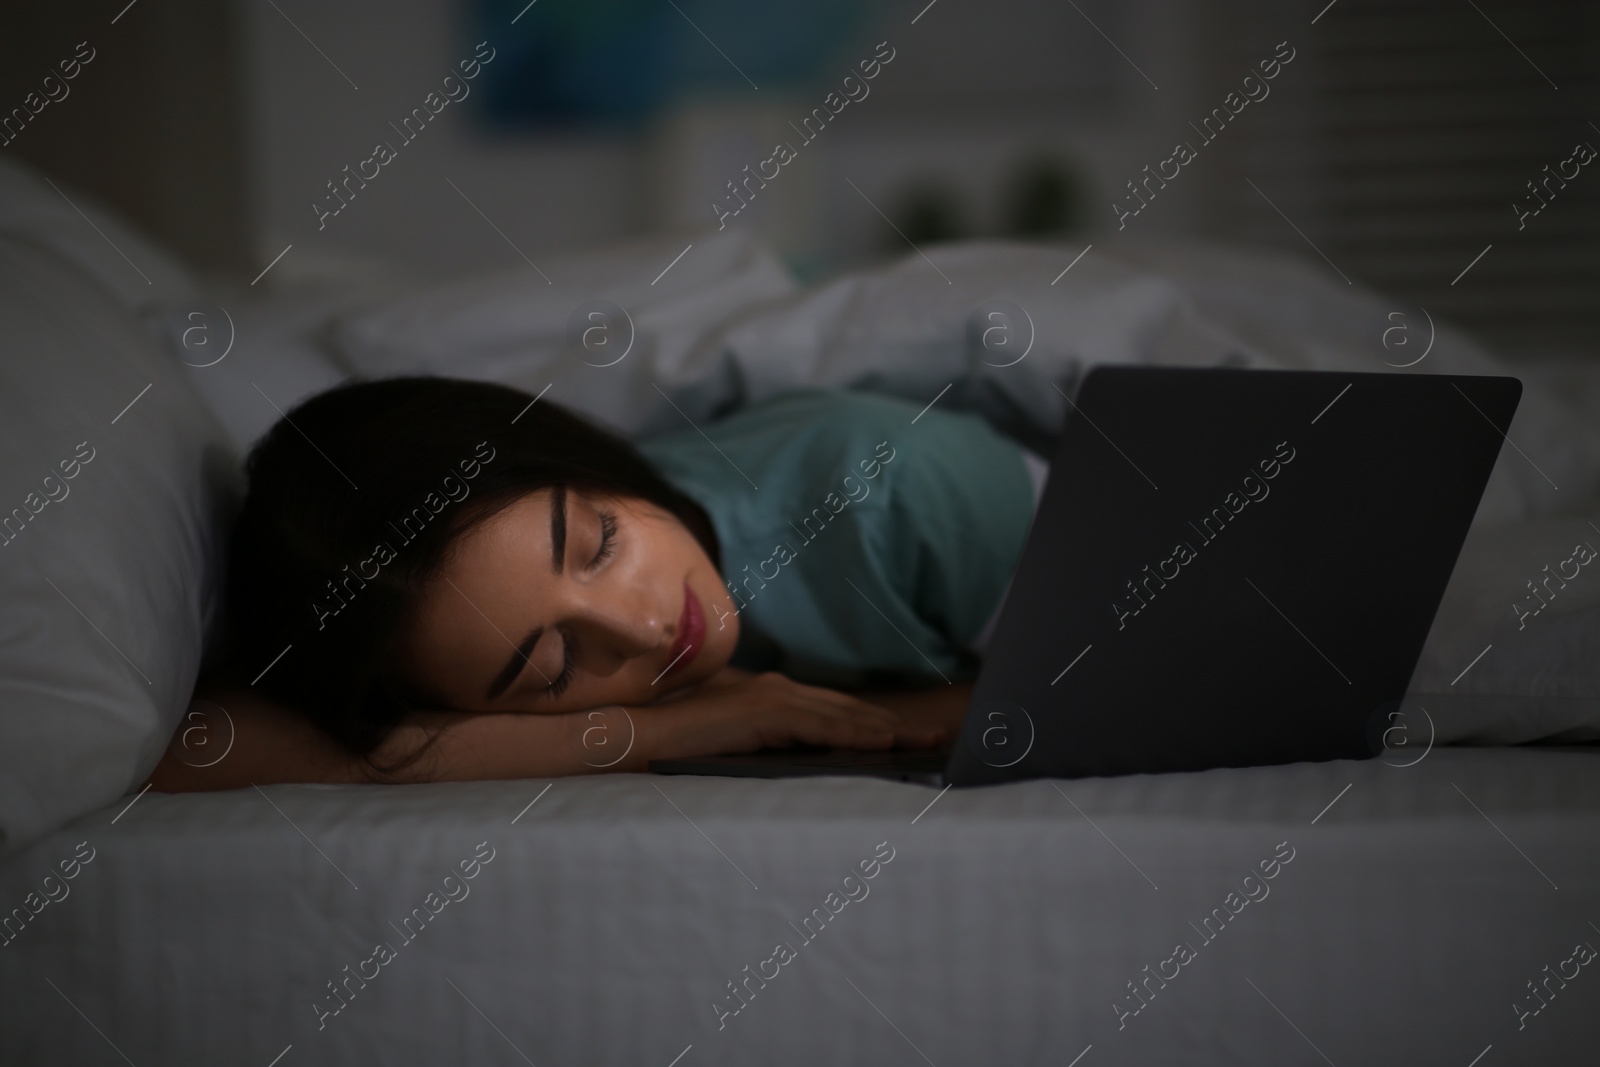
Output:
[1, 0, 1215, 282]
[1, 0, 253, 274]
[236, 0, 641, 278]
[11, 0, 1588, 352]
[232, 0, 1204, 281]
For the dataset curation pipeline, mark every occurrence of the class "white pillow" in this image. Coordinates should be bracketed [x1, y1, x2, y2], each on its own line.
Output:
[0, 235, 237, 858]
[1408, 517, 1600, 743]
[0, 157, 199, 312]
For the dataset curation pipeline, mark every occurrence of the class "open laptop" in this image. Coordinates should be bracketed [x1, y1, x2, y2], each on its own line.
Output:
[650, 367, 1521, 786]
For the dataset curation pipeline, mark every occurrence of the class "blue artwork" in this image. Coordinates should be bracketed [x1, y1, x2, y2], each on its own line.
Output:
[474, 0, 878, 128]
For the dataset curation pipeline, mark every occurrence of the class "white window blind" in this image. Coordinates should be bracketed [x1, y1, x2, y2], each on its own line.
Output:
[1206, 0, 1598, 352]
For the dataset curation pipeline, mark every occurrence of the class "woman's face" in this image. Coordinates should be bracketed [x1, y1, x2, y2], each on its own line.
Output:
[400, 488, 739, 713]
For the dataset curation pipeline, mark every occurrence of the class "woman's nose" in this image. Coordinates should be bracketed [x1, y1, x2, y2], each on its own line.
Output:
[575, 594, 666, 665]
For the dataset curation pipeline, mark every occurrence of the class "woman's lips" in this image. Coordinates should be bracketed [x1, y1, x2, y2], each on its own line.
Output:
[663, 581, 704, 678]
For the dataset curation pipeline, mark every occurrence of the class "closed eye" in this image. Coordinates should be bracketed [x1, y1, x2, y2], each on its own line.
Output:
[545, 629, 576, 699]
[590, 509, 618, 568]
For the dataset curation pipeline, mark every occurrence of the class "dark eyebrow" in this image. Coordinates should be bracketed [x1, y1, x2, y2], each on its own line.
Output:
[486, 627, 542, 702]
[550, 484, 566, 574]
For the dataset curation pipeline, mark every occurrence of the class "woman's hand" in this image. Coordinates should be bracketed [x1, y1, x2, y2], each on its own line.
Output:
[854, 681, 973, 743]
[637, 670, 951, 765]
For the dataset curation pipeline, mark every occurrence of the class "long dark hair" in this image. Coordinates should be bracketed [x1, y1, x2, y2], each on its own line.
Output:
[226, 376, 719, 771]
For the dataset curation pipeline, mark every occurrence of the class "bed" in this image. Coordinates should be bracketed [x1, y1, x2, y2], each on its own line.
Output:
[3, 749, 1599, 1066]
[3, 156, 1599, 1065]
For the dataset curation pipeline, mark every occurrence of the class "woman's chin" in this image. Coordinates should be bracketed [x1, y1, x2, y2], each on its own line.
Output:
[652, 649, 737, 704]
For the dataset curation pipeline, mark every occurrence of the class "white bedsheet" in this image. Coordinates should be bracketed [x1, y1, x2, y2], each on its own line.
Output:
[2, 748, 1596, 1065]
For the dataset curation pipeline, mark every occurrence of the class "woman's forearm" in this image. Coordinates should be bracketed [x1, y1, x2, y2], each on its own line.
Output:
[378, 705, 646, 780]
[145, 683, 750, 790]
[145, 684, 642, 790]
[390, 695, 790, 779]
[145, 673, 959, 793]
[144, 686, 381, 792]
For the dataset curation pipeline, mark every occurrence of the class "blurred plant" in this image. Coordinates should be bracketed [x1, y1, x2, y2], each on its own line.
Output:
[883, 180, 970, 251]
[1003, 157, 1082, 238]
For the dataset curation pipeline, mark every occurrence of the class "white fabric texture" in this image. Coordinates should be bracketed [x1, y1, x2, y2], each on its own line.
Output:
[1020, 446, 1050, 503]
[0, 749, 1594, 1065]
[145, 282, 392, 455]
[330, 228, 801, 438]
[0, 235, 238, 859]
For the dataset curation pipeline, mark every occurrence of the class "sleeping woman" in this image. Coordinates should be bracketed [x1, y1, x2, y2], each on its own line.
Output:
[146, 378, 1048, 790]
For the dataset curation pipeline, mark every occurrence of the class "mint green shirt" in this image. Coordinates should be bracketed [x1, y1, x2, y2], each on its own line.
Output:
[638, 389, 1036, 687]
